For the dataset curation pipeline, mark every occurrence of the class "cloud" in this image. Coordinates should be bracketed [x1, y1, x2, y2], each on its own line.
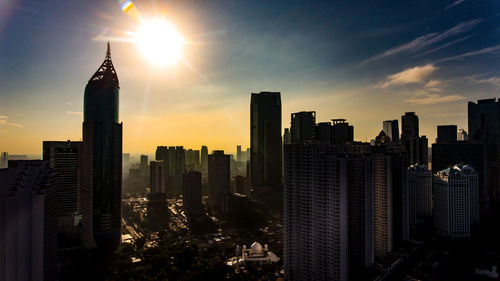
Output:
[66, 102, 72, 105]
[376, 64, 438, 88]
[0, 115, 7, 119]
[405, 91, 465, 105]
[437, 44, 500, 63]
[66, 111, 82, 115]
[362, 19, 480, 64]
[414, 35, 473, 58]
[424, 80, 443, 92]
[475, 77, 500, 87]
[0, 116, 23, 128]
[445, 0, 466, 10]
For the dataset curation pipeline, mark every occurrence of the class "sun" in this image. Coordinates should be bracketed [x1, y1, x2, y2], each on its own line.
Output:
[134, 19, 184, 66]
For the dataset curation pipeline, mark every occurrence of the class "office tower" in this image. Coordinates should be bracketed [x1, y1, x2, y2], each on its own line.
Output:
[437, 125, 458, 143]
[140, 155, 148, 177]
[419, 135, 428, 166]
[401, 112, 420, 165]
[345, 154, 374, 277]
[42, 140, 81, 233]
[250, 91, 282, 192]
[434, 164, 479, 237]
[237, 145, 242, 162]
[283, 128, 291, 145]
[332, 119, 354, 144]
[150, 161, 167, 194]
[372, 138, 408, 257]
[182, 170, 202, 213]
[408, 164, 432, 229]
[193, 150, 200, 168]
[201, 146, 208, 171]
[81, 43, 122, 250]
[383, 120, 399, 142]
[208, 151, 230, 208]
[0, 160, 57, 281]
[234, 175, 251, 196]
[432, 140, 487, 209]
[290, 111, 316, 144]
[284, 143, 347, 281]
[0, 152, 7, 168]
[458, 129, 468, 141]
[468, 98, 500, 202]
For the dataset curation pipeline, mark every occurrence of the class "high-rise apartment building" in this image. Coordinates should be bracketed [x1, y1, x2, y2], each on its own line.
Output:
[284, 143, 348, 281]
[408, 164, 432, 229]
[0, 160, 57, 281]
[182, 170, 202, 213]
[208, 151, 230, 208]
[201, 146, 208, 171]
[237, 145, 242, 162]
[401, 112, 419, 165]
[434, 164, 479, 237]
[140, 155, 149, 177]
[80, 43, 122, 250]
[332, 119, 354, 144]
[150, 161, 167, 194]
[290, 111, 316, 144]
[42, 140, 81, 233]
[383, 120, 399, 142]
[250, 92, 282, 192]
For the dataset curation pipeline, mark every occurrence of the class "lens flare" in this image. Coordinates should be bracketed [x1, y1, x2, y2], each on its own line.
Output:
[134, 19, 184, 67]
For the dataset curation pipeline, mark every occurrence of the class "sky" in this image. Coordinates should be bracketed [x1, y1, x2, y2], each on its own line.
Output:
[1, 0, 500, 155]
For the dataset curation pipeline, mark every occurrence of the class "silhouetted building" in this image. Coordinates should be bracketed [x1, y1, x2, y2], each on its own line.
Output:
[315, 122, 332, 144]
[401, 112, 420, 165]
[150, 161, 167, 194]
[332, 119, 354, 144]
[434, 164, 479, 238]
[290, 111, 316, 144]
[250, 92, 282, 192]
[284, 143, 347, 281]
[80, 43, 122, 250]
[419, 135, 428, 166]
[0, 152, 7, 169]
[432, 141, 487, 209]
[43, 140, 81, 233]
[208, 151, 230, 208]
[183, 170, 202, 213]
[193, 150, 200, 168]
[201, 146, 208, 171]
[408, 164, 432, 229]
[0, 160, 57, 281]
[458, 129, 468, 141]
[283, 128, 291, 145]
[156, 146, 168, 161]
[468, 98, 500, 202]
[237, 145, 242, 162]
[234, 175, 251, 197]
[223, 193, 249, 213]
[437, 125, 457, 144]
[140, 155, 148, 177]
[383, 120, 399, 142]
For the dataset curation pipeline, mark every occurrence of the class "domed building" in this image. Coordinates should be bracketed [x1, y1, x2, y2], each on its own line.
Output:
[227, 241, 280, 267]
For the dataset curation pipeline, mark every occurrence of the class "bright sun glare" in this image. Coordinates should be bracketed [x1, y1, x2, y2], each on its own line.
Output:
[134, 19, 184, 66]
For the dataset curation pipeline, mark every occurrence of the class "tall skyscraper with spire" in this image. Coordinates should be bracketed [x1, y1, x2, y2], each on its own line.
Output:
[80, 43, 122, 251]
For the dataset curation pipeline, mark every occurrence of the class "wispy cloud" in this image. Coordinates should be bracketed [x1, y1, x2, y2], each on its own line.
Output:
[66, 111, 82, 115]
[475, 77, 500, 87]
[424, 79, 443, 92]
[437, 44, 500, 63]
[414, 35, 473, 58]
[0, 116, 24, 128]
[405, 91, 465, 105]
[445, 0, 466, 10]
[363, 19, 480, 64]
[376, 64, 438, 88]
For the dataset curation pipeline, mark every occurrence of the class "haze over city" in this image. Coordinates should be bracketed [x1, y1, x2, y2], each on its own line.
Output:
[1, 0, 499, 155]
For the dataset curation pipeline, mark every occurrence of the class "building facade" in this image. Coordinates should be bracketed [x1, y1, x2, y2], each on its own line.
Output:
[182, 170, 202, 213]
[208, 151, 230, 208]
[408, 164, 432, 229]
[150, 161, 167, 194]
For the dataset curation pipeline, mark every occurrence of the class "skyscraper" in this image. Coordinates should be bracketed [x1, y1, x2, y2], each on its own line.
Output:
[201, 146, 208, 171]
[401, 112, 420, 165]
[236, 145, 242, 162]
[332, 119, 354, 144]
[284, 143, 347, 281]
[383, 120, 399, 142]
[150, 161, 167, 194]
[408, 164, 432, 229]
[434, 164, 479, 238]
[437, 125, 458, 144]
[0, 152, 7, 169]
[250, 92, 282, 193]
[208, 150, 230, 208]
[140, 155, 149, 177]
[43, 140, 82, 233]
[80, 43, 122, 250]
[290, 111, 316, 144]
[0, 160, 57, 281]
[182, 170, 203, 213]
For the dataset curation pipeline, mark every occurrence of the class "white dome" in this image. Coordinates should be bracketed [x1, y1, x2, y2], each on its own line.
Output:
[251, 242, 262, 254]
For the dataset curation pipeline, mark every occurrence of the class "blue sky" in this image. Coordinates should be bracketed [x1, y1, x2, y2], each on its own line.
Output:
[1, 0, 499, 154]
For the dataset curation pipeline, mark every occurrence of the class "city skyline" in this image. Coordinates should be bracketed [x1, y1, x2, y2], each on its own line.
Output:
[1, 0, 500, 154]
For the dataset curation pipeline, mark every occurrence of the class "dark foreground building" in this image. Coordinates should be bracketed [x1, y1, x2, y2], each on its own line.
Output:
[80, 43, 122, 251]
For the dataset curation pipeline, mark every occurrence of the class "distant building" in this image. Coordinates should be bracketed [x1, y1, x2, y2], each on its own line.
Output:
[229, 242, 280, 268]
[208, 151, 230, 208]
[332, 119, 354, 144]
[80, 43, 122, 250]
[408, 164, 432, 229]
[156, 146, 186, 193]
[150, 161, 167, 194]
[284, 143, 347, 281]
[140, 155, 149, 177]
[434, 164, 479, 237]
[0, 152, 7, 169]
[283, 128, 291, 145]
[383, 120, 399, 142]
[182, 170, 202, 213]
[234, 175, 251, 197]
[237, 145, 242, 162]
[0, 160, 58, 281]
[401, 112, 420, 165]
[193, 150, 200, 169]
[290, 111, 316, 144]
[201, 146, 208, 171]
[315, 122, 332, 144]
[458, 129, 468, 141]
[223, 193, 249, 213]
[250, 92, 282, 192]
[42, 140, 82, 233]
[437, 125, 458, 144]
